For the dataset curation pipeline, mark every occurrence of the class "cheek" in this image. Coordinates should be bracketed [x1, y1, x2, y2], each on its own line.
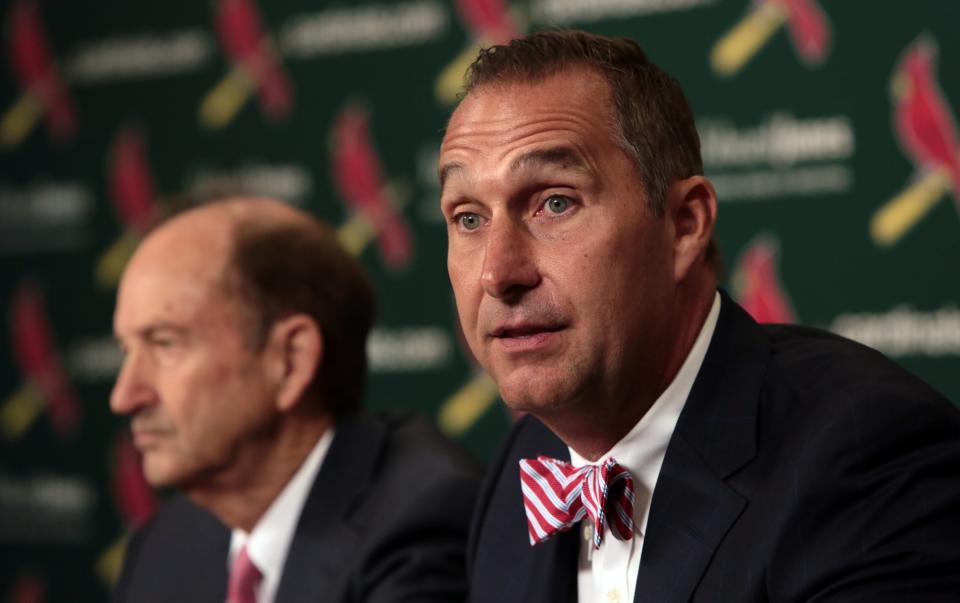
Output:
[162, 360, 242, 439]
[449, 262, 480, 321]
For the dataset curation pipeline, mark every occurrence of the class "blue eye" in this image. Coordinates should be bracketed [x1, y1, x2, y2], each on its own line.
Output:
[458, 213, 481, 231]
[545, 195, 571, 214]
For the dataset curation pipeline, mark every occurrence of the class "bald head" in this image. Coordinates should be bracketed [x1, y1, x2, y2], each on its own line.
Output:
[117, 197, 376, 419]
[129, 197, 310, 285]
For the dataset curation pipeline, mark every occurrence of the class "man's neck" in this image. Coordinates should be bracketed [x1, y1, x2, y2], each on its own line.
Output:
[186, 415, 332, 532]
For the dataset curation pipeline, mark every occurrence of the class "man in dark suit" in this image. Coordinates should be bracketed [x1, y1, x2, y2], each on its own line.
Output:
[111, 197, 480, 602]
[438, 30, 960, 601]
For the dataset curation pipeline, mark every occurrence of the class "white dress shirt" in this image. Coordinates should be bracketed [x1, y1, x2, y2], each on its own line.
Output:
[227, 428, 335, 603]
[571, 293, 720, 603]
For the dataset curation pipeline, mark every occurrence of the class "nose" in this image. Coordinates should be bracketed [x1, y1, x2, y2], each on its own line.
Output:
[110, 350, 157, 416]
[480, 217, 541, 301]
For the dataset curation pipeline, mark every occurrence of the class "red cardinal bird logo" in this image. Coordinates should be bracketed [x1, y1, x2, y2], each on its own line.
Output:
[8, 573, 45, 603]
[456, 0, 517, 46]
[95, 126, 160, 288]
[330, 104, 413, 271]
[711, 0, 831, 77]
[97, 432, 158, 586]
[435, 0, 522, 104]
[111, 433, 158, 528]
[199, 0, 292, 129]
[109, 127, 158, 234]
[1, 0, 76, 149]
[731, 235, 797, 324]
[1, 284, 80, 440]
[871, 36, 960, 246]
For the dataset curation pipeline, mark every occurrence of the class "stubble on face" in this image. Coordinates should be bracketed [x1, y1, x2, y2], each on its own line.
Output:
[441, 69, 675, 423]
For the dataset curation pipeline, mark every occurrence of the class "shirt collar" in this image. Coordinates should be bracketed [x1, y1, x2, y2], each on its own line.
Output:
[568, 292, 721, 533]
[228, 427, 335, 603]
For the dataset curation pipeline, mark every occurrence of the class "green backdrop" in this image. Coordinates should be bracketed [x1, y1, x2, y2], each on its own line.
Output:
[2, 1, 958, 600]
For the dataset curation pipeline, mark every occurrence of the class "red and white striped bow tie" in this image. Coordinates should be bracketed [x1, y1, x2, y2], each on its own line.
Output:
[519, 456, 635, 549]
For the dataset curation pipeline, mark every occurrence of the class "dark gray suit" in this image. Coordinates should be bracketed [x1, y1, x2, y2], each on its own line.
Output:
[469, 293, 960, 602]
[115, 411, 482, 603]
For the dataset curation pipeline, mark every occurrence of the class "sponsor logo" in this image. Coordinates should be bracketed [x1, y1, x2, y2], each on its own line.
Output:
[1, 0, 77, 149]
[415, 143, 444, 222]
[199, 0, 292, 130]
[59, 2, 450, 86]
[96, 126, 159, 289]
[0, 472, 95, 544]
[708, 165, 851, 202]
[701, 112, 855, 201]
[330, 102, 414, 271]
[1, 284, 81, 441]
[530, 0, 717, 25]
[65, 29, 213, 83]
[711, 0, 830, 77]
[280, 1, 447, 57]
[186, 162, 313, 206]
[0, 181, 93, 253]
[831, 305, 960, 357]
[870, 36, 960, 246]
[368, 327, 452, 372]
[730, 234, 796, 324]
[67, 336, 123, 382]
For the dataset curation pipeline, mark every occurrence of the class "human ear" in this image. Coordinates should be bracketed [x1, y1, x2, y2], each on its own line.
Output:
[668, 175, 717, 283]
[266, 314, 323, 412]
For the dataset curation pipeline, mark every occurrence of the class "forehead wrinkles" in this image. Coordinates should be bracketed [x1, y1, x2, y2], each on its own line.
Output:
[441, 109, 611, 180]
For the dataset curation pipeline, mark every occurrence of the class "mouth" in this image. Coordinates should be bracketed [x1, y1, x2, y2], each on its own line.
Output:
[131, 425, 172, 448]
[489, 323, 566, 352]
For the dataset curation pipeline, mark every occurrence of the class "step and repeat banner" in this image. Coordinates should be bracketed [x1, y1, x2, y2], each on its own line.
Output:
[1, 0, 958, 600]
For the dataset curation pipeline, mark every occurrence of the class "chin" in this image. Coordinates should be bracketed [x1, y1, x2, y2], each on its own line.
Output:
[142, 457, 193, 489]
[142, 466, 177, 489]
[498, 379, 577, 414]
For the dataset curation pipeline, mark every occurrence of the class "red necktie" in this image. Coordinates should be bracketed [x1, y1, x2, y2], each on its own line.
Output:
[226, 546, 262, 603]
[520, 456, 635, 549]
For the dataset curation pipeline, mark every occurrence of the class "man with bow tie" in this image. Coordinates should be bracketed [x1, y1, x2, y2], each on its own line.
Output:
[438, 30, 960, 602]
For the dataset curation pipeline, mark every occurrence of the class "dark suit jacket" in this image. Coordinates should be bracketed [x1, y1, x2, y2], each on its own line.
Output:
[469, 293, 960, 602]
[115, 411, 482, 603]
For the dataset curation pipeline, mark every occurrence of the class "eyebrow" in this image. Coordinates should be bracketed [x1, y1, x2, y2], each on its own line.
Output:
[509, 147, 590, 175]
[438, 162, 463, 190]
[115, 322, 188, 342]
[439, 146, 590, 192]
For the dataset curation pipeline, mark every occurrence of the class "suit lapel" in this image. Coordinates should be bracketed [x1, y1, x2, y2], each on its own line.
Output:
[530, 528, 580, 602]
[635, 293, 768, 602]
[189, 529, 230, 603]
[274, 411, 388, 603]
[470, 417, 580, 603]
[523, 430, 579, 603]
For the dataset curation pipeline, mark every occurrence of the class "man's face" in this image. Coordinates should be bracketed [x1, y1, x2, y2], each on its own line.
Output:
[111, 223, 277, 489]
[440, 69, 680, 413]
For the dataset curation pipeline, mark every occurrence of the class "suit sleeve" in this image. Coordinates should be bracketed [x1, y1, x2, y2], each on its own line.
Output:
[354, 473, 481, 603]
[770, 385, 960, 601]
[111, 513, 165, 603]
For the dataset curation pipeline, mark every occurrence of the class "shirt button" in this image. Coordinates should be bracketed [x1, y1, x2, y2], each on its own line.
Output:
[607, 588, 621, 603]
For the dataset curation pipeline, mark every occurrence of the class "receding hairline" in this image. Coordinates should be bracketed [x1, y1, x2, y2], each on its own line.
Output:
[439, 65, 636, 194]
[135, 196, 321, 303]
